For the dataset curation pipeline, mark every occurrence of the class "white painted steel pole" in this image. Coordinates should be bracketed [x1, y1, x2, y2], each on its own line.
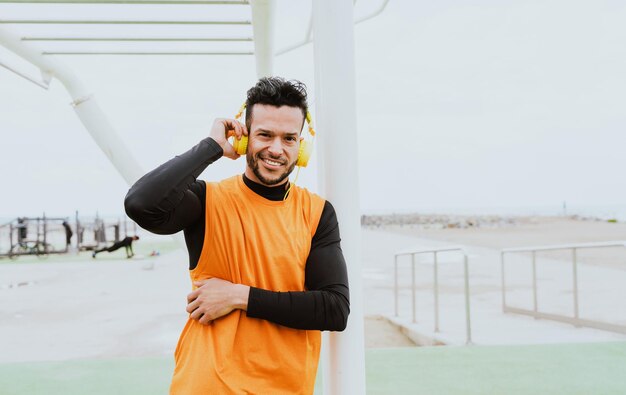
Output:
[434, 251, 439, 332]
[394, 255, 398, 316]
[532, 251, 538, 313]
[411, 253, 416, 323]
[501, 252, 506, 311]
[0, 26, 144, 185]
[312, 0, 366, 393]
[463, 253, 472, 345]
[249, 0, 275, 78]
[572, 248, 580, 322]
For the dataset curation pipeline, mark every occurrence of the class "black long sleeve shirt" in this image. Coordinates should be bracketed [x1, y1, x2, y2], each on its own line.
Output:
[124, 137, 349, 331]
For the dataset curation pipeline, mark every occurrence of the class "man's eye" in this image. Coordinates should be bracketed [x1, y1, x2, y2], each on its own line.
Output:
[286, 137, 297, 142]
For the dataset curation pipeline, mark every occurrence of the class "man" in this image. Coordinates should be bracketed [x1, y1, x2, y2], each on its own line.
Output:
[91, 235, 139, 259]
[124, 77, 349, 394]
[16, 217, 28, 248]
[62, 220, 73, 248]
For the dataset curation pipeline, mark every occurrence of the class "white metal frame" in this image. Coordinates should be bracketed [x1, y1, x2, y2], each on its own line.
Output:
[394, 247, 473, 345]
[0, 56, 50, 87]
[277, 0, 390, 55]
[501, 241, 626, 335]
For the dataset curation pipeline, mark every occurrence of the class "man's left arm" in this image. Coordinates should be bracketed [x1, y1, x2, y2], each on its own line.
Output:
[187, 201, 350, 331]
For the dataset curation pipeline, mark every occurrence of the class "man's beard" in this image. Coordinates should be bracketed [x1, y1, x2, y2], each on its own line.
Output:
[247, 151, 296, 186]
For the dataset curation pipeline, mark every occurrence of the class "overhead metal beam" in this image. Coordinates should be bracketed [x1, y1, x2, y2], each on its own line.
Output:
[42, 51, 253, 55]
[354, 0, 390, 24]
[276, 0, 390, 56]
[23, 36, 253, 41]
[0, 57, 50, 89]
[0, 19, 251, 24]
[0, 0, 248, 4]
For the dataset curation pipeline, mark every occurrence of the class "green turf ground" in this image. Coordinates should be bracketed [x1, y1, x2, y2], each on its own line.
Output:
[2, 342, 625, 394]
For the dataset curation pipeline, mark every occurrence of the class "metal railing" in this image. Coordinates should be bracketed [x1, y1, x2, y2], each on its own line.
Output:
[394, 246, 472, 344]
[501, 241, 626, 335]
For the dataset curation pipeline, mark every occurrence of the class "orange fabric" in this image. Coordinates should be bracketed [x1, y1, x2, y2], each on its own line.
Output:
[170, 175, 325, 395]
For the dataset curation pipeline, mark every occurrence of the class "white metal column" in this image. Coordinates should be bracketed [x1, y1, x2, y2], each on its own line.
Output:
[312, 1, 366, 394]
[249, 0, 275, 77]
[0, 26, 144, 185]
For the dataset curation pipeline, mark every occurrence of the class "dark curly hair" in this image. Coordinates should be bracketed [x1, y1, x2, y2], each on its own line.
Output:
[245, 77, 309, 131]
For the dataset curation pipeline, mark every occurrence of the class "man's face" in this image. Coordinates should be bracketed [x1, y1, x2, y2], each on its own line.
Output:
[245, 104, 304, 187]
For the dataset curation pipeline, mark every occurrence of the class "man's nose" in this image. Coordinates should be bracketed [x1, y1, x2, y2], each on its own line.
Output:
[267, 138, 283, 155]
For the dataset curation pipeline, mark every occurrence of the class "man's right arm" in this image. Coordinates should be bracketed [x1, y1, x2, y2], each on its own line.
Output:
[124, 137, 223, 235]
[124, 119, 246, 267]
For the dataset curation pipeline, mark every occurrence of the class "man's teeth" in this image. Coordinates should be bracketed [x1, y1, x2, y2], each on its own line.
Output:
[263, 158, 282, 166]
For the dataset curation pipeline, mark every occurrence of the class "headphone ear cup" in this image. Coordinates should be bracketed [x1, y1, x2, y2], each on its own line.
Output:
[296, 140, 313, 167]
[232, 136, 248, 155]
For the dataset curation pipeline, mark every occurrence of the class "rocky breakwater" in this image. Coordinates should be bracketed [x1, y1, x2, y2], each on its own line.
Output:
[361, 214, 517, 230]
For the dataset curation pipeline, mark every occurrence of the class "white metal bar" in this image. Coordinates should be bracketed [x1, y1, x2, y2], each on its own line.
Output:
[354, 0, 390, 24]
[23, 37, 254, 41]
[502, 241, 626, 253]
[504, 306, 626, 335]
[411, 253, 416, 323]
[572, 248, 579, 322]
[463, 254, 472, 345]
[394, 247, 473, 345]
[276, 0, 390, 56]
[396, 246, 466, 256]
[0, 19, 251, 24]
[394, 254, 398, 317]
[313, 1, 365, 393]
[501, 252, 506, 311]
[501, 242, 626, 335]
[42, 51, 254, 55]
[249, 0, 274, 78]
[433, 251, 439, 332]
[0, 57, 49, 88]
[0, 0, 247, 3]
[274, 11, 312, 56]
[532, 251, 537, 313]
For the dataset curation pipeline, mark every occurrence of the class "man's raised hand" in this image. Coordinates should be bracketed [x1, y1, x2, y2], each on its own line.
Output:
[209, 118, 248, 160]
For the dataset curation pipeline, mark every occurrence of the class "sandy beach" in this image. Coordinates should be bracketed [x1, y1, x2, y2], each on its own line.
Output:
[1, 216, 625, 364]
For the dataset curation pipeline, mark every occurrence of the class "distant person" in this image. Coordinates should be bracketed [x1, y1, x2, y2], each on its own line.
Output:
[92, 235, 139, 259]
[62, 221, 73, 247]
[16, 217, 28, 247]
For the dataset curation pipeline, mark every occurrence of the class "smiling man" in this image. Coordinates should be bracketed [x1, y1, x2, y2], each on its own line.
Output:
[124, 77, 349, 394]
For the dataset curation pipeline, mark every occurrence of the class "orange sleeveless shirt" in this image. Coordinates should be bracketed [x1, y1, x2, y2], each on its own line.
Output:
[170, 175, 326, 394]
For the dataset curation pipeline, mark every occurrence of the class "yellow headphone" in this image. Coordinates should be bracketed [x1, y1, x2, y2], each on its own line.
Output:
[231, 102, 316, 168]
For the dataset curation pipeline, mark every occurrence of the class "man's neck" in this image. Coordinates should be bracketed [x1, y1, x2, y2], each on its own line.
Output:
[242, 174, 289, 201]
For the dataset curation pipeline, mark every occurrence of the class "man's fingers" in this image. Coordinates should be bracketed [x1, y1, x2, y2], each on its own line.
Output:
[190, 307, 204, 321]
[187, 290, 197, 303]
[224, 119, 242, 140]
[198, 314, 212, 325]
[234, 121, 243, 140]
[229, 119, 248, 140]
[186, 299, 199, 313]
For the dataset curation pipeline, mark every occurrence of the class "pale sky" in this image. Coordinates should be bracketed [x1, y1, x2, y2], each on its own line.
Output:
[1, 0, 625, 219]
